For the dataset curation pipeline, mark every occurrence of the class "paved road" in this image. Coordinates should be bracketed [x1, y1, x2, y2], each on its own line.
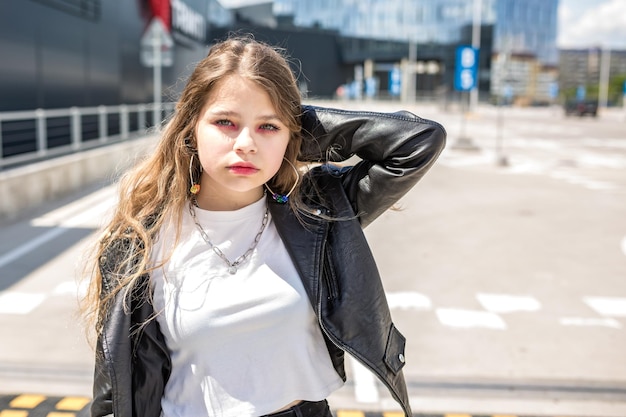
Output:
[1, 101, 625, 417]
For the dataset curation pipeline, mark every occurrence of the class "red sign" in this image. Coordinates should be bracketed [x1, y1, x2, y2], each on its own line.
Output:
[146, 0, 172, 31]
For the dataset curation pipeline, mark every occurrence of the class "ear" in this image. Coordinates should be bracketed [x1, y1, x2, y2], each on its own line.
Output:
[184, 137, 195, 152]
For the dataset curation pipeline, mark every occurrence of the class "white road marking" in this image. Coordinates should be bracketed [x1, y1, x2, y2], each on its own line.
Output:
[349, 356, 379, 403]
[30, 185, 116, 227]
[0, 281, 87, 316]
[386, 291, 432, 310]
[0, 227, 67, 269]
[559, 317, 622, 329]
[549, 171, 616, 191]
[476, 293, 541, 313]
[442, 141, 622, 192]
[436, 308, 507, 330]
[0, 292, 46, 314]
[53, 280, 88, 298]
[583, 296, 626, 317]
[0, 194, 115, 269]
[621, 236, 626, 257]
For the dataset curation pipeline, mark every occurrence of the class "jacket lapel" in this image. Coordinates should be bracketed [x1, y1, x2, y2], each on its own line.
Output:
[268, 197, 327, 310]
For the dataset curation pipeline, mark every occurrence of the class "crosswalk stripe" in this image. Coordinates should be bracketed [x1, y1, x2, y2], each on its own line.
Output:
[0, 292, 46, 315]
[54, 397, 90, 411]
[336, 411, 364, 417]
[0, 410, 29, 417]
[9, 395, 45, 409]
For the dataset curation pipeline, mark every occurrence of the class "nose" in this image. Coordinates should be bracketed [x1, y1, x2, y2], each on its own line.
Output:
[233, 128, 257, 154]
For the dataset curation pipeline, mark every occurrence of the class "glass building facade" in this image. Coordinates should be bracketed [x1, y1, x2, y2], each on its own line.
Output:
[274, 0, 558, 65]
[494, 0, 559, 64]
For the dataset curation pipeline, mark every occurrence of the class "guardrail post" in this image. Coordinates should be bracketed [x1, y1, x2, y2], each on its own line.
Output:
[70, 107, 81, 150]
[138, 105, 146, 134]
[120, 104, 129, 140]
[35, 108, 47, 157]
[98, 105, 107, 143]
[0, 118, 3, 163]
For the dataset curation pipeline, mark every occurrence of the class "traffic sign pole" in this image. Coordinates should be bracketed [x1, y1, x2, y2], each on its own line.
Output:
[140, 18, 174, 128]
[470, 0, 482, 112]
[453, 46, 480, 151]
[153, 32, 162, 128]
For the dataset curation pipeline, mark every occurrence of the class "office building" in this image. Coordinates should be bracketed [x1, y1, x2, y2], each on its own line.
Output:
[559, 48, 626, 104]
[274, 0, 560, 102]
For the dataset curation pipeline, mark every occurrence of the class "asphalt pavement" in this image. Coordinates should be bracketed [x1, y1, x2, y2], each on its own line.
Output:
[1, 100, 625, 417]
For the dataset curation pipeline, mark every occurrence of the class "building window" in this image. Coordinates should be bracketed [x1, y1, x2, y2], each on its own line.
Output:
[437, 3, 464, 21]
[31, 0, 101, 21]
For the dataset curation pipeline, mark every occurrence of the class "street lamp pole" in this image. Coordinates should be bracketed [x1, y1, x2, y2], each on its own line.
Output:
[599, 47, 611, 111]
[152, 31, 162, 128]
[469, 0, 482, 112]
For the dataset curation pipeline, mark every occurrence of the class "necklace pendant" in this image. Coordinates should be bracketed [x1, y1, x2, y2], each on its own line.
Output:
[228, 265, 237, 274]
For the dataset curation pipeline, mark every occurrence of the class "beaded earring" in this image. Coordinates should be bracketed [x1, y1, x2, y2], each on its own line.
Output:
[265, 157, 300, 204]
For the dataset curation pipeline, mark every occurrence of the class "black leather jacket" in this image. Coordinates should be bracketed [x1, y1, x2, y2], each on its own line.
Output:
[90, 105, 446, 417]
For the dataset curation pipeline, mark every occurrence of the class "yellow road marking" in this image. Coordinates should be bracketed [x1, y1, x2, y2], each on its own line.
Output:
[0, 411, 29, 417]
[9, 394, 46, 409]
[382, 412, 405, 417]
[336, 411, 364, 417]
[55, 397, 90, 411]
[47, 412, 76, 417]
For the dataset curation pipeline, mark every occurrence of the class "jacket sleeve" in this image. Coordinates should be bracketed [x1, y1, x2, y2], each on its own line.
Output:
[89, 334, 114, 417]
[88, 239, 134, 417]
[299, 105, 446, 227]
[88, 252, 117, 417]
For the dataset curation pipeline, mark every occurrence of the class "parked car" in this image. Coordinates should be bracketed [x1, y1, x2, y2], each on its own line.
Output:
[564, 100, 598, 117]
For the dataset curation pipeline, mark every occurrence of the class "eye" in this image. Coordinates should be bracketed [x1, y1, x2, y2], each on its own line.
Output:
[215, 119, 234, 127]
[259, 123, 280, 131]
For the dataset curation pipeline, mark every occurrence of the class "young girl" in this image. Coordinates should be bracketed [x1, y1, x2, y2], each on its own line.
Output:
[84, 36, 446, 417]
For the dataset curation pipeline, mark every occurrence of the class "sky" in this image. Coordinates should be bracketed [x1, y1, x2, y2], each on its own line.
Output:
[558, 0, 626, 49]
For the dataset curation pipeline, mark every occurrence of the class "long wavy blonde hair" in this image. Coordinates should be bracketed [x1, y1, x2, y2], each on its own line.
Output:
[82, 36, 304, 338]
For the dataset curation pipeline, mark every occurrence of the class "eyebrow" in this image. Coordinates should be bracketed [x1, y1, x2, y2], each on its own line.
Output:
[208, 110, 282, 121]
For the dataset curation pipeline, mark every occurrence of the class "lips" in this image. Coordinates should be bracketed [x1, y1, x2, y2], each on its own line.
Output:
[228, 162, 259, 175]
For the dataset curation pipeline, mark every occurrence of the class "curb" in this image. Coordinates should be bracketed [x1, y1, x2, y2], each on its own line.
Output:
[0, 394, 583, 417]
[0, 394, 90, 417]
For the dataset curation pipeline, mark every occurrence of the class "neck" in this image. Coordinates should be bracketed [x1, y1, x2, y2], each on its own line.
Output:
[194, 186, 265, 211]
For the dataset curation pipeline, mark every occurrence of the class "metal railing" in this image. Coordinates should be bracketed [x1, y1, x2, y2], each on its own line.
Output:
[0, 102, 176, 169]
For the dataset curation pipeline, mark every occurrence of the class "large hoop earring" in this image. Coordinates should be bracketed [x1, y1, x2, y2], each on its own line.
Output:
[265, 157, 300, 204]
[189, 153, 201, 195]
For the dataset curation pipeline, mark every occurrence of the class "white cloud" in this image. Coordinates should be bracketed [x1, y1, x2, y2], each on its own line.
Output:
[558, 0, 626, 49]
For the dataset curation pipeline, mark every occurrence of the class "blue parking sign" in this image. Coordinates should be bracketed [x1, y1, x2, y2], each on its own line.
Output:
[549, 82, 559, 99]
[389, 67, 401, 96]
[454, 46, 478, 92]
[576, 85, 586, 101]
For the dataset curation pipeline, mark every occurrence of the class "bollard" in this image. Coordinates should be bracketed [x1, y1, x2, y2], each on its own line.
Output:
[35, 108, 47, 157]
[98, 105, 108, 143]
[70, 107, 81, 151]
[120, 104, 129, 140]
[138, 105, 146, 133]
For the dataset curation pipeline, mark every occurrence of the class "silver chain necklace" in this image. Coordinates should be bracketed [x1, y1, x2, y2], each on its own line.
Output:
[188, 200, 269, 274]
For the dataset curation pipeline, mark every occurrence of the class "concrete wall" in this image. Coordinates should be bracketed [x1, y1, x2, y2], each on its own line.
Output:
[0, 136, 156, 222]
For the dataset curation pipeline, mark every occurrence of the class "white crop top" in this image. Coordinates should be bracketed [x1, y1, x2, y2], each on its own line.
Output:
[151, 196, 343, 417]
